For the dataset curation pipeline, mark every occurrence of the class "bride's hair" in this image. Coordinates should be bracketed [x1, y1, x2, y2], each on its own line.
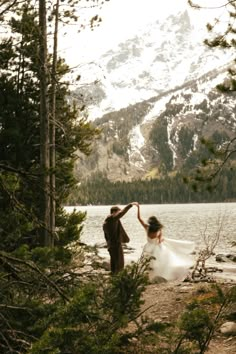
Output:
[147, 216, 163, 233]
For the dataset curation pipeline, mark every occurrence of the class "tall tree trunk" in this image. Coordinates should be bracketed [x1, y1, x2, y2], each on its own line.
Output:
[39, 0, 51, 246]
[50, 0, 60, 246]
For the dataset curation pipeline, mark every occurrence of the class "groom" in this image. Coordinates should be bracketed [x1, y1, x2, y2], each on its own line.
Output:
[103, 203, 135, 274]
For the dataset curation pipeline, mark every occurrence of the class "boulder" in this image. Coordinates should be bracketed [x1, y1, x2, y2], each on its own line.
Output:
[215, 254, 227, 262]
[226, 254, 236, 262]
[215, 253, 236, 262]
[220, 321, 236, 336]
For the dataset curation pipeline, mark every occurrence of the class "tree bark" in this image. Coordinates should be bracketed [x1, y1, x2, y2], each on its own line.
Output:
[49, 0, 60, 247]
[39, 0, 51, 246]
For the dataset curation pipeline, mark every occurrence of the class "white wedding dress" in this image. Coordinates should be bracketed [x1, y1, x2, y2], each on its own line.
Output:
[143, 237, 196, 281]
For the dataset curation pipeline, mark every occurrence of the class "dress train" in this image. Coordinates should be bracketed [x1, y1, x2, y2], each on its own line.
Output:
[143, 237, 195, 281]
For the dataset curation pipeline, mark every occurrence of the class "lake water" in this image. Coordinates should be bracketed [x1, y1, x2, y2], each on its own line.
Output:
[65, 203, 236, 280]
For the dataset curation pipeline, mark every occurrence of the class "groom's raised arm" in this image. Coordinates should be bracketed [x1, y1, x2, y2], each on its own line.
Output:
[113, 202, 135, 220]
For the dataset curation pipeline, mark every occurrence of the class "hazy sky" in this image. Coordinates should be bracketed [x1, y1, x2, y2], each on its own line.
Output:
[58, 0, 188, 63]
[58, 0, 228, 69]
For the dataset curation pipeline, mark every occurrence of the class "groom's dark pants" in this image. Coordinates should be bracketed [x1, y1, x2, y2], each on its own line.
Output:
[108, 243, 124, 274]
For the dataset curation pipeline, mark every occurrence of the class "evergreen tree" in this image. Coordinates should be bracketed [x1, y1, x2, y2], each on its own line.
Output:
[0, 3, 100, 251]
[188, 0, 236, 185]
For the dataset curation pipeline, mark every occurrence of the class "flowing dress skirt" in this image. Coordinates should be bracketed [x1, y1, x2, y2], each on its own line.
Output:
[143, 237, 196, 281]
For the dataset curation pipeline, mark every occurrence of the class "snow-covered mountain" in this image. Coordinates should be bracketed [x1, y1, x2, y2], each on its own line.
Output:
[75, 64, 236, 182]
[73, 10, 234, 120]
[73, 10, 236, 182]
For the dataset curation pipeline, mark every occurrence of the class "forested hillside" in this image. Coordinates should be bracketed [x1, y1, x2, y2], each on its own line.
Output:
[68, 167, 236, 205]
[73, 66, 236, 205]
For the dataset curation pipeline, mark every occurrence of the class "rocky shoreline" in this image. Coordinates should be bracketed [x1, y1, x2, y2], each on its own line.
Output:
[140, 250, 236, 353]
[139, 279, 236, 353]
[80, 244, 236, 352]
[97, 246, 236, 352]
[98, 242, 236, 282]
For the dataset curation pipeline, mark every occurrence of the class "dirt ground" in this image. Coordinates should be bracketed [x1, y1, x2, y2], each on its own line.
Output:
[139, 279, 236, 353]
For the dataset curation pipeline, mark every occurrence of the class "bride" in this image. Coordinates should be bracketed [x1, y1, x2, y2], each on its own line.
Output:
[133, 203, 196, 281]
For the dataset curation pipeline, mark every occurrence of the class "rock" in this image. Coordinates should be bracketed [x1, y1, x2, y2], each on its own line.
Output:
[151, 276, 167, 284]
[216, 254, 227, 262]
[100, 261, 110, 271]
[207, 266, 223, 273]
[226, 254, 236, 262]
[220, 321, 236, 335]
[216, 253, 236, 263]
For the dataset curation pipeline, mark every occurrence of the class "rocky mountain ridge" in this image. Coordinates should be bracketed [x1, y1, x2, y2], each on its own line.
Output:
[75, 62, 236, 182]
[73, 10, 236, 182]
[74, 9, 234, 120]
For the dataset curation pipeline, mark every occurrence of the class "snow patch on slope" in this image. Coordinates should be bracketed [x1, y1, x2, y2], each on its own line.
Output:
[144, 95, 172, 122]
[128, 125, 146, 169]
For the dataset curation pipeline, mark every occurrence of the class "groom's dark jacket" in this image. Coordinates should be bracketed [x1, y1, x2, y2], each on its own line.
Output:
[103, 203, 132, 273]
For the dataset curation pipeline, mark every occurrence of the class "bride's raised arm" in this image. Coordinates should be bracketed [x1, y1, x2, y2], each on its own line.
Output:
[132, 202, 148, 230]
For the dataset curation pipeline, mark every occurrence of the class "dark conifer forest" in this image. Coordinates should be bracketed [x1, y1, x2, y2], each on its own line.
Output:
[68, 167, 236, 205]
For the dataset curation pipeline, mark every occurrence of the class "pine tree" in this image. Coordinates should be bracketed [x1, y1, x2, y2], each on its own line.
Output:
[188, 0, 236, 184]
[0, 2, 99, 250]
